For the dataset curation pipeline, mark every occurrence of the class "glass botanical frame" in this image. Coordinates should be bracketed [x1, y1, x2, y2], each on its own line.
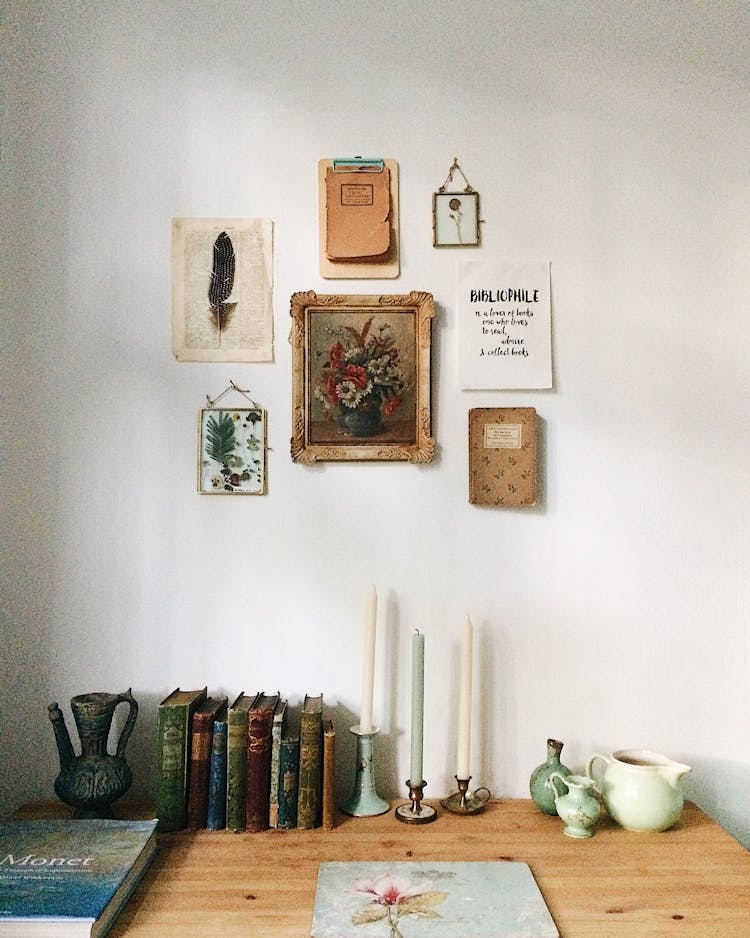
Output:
[198, 407, 266, 493]
[290, 291, 435, 463]
[433, 191, 480, 247]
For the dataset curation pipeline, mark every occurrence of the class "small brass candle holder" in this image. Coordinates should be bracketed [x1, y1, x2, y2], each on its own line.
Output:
[340, 725, 390, 817]
[440, 776, 491, 815]
[395, 779, 438, 824]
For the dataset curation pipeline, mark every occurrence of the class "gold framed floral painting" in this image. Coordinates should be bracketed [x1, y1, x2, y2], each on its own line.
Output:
[290, 291, 435, 463]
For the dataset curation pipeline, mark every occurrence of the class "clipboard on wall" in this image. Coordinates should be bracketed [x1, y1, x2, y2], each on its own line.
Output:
[318, 157, 399, 279]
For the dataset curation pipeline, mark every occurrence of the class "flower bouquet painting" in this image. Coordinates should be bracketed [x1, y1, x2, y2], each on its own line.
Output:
[314, 315, 408, 440]
[290, 292, 435, 463]
[310, 861, 559, 938]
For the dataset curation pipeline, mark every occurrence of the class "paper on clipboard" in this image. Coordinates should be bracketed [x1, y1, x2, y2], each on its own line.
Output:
[325, 165, 391, 260]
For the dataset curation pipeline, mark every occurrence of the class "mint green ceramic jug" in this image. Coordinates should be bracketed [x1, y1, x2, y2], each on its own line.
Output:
[586, 748, 691, 832]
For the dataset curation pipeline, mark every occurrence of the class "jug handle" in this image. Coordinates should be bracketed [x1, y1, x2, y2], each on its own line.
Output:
[585, 752, 610, 789]
[114, 689, 138, 759]
[547, 772, 568, 800]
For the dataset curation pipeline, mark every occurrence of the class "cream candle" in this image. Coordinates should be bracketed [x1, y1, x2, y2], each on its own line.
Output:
[456, 616, 473, 779]
[359, 585, 377, 733]
[409, 629, 425, 785]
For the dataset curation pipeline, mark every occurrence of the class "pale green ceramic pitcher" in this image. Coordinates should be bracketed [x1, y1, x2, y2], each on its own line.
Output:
[586, 748, 691, 832]
[549, 772, 601, 838]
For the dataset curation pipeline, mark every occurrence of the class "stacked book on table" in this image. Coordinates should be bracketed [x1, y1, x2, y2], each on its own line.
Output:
[0, 818, 157, 937]
[154, 688, 335, 833]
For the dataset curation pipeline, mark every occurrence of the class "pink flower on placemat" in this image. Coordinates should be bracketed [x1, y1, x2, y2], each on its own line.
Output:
[350, 873, 446, 937]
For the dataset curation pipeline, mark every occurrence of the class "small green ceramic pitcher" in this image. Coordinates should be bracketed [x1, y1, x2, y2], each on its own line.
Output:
[549, 772, 601, 838]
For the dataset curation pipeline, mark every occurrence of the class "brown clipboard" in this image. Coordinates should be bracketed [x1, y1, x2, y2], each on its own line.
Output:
[318, 158, 399, 279]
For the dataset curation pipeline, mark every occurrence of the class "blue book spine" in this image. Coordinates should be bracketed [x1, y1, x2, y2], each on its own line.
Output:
[277, 734, 300, 830]
[206, 720, 228, 830]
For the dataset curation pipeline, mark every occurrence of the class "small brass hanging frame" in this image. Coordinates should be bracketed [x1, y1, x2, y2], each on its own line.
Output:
[433, 157, 481, 248]
[198, 380, 267, 494]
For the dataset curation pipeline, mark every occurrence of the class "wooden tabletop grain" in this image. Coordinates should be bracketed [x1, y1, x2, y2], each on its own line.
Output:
[16, 799, 750, 937]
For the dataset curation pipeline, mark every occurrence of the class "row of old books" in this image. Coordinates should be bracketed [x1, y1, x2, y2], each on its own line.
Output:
[154, 688, 335, 833]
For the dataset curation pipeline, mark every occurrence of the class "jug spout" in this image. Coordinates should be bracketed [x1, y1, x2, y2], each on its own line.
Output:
[662, 759, 691, 786]
[47, 702, 75, 770]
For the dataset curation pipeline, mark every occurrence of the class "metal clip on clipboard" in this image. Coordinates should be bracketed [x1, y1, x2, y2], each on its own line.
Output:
[332, 156, 385, 173]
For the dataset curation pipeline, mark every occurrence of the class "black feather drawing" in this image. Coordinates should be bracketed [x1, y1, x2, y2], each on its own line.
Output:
[208, 231, 237, 333]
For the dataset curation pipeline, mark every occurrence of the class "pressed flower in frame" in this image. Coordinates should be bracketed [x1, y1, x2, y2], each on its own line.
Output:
[198, 406, 265, 494]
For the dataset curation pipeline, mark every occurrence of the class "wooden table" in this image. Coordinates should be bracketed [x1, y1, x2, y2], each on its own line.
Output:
[16, 800, 750, 936]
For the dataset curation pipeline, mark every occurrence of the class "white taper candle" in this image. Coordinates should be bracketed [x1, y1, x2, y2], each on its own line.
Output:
[456, 616, 473, 779]
[359, 585, 377, 733]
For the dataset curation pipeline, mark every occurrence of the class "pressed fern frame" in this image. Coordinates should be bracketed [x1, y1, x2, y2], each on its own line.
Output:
[197, 407, 266, 494]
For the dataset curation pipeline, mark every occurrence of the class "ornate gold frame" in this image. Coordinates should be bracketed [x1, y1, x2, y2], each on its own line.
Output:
[290, 291, 435, 463]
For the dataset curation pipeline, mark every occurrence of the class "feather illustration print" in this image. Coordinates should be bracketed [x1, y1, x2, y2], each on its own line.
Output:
[208, 231, 237, 334]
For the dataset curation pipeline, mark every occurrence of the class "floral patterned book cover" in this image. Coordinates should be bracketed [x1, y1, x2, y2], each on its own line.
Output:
[310, 860, 559, 938]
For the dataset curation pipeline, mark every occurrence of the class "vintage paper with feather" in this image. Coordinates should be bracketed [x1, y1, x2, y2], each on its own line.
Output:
[172, 217, 273, 362]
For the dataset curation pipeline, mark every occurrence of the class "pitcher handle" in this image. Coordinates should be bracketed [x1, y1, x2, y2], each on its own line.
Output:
[548, 772, 568, 800]
[114, 689, 138, 758]
[585, 752, 610, 790]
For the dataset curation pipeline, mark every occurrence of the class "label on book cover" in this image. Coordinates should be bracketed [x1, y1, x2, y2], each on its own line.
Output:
[484, 423, 522, 449]
[341, 183, 374, 206]
[469, 408, 538, 507]
[161, 724, 182, 772]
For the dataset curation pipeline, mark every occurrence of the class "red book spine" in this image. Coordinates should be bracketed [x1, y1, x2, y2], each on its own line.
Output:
[246, 700, 277, 832]
[186, 697, 227, 830]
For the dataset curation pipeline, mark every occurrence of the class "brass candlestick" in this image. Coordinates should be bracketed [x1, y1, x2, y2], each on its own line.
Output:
[395, 779, 438, 824]
[440, 776, 491, 814]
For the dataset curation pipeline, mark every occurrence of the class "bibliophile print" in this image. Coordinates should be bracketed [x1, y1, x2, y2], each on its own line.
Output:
[457, 260, 552, 389]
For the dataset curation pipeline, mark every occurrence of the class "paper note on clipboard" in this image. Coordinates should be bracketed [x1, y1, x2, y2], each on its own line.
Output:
[318, 157, 399, 278]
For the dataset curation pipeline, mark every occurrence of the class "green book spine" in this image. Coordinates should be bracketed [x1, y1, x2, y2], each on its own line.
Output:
[155, 688, 207, 832]
[225, 692, 258, 831]
[269, 700, 287, 828]
[297, 694, 323, 830]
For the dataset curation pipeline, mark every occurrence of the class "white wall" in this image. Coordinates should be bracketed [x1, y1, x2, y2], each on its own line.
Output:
[2, 1, 749, 843]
